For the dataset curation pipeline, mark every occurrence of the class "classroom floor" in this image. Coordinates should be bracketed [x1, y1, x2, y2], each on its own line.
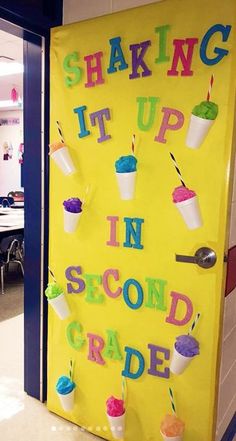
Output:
[0, 271, 235, 441]
[0, 270, 100, 441]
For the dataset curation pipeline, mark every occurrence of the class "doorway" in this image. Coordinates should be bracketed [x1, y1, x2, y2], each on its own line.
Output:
[0, 18, 49, 404]
[0, 28, 24, 420]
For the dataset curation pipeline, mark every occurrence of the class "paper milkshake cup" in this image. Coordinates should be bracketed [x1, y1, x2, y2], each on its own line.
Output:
[175, 196, 202, 230]
[48, 293, 70, 320]
[64, 209, 81, 233]
[107, 412, 125, 439]
[116, 171, 136, 200]
[50, 146, 76, 175]
[57, 389, 75, 411]
[160, 431, 183, 441]
[186, 114, 214, 149]
[170, 346, 193, 375]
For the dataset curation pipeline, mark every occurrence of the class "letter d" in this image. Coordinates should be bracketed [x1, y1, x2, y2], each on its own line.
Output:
[122, 346, 145, 379]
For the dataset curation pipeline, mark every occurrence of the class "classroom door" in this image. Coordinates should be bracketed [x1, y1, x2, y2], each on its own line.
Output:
[47, 1, 236, 440]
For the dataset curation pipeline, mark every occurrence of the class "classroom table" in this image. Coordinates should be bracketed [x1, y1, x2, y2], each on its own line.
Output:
[0, 208, 24, 239]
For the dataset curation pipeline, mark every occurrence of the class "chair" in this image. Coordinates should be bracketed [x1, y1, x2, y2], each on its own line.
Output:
[0, 196, 14, 207]
[0, 234, 24, 295]
[7, 191, 24, 202]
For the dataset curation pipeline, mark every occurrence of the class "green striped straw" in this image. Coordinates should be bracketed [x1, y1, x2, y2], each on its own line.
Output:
[121, 375, 126, 402]
[188, 312, 201, 335]
[69, 359, 73, 381]
[169, 387, 176, 415]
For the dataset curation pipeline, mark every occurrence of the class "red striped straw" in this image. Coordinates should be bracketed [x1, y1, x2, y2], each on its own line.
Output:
[206, 74, 214, 101]
[131, 134, 135, 155]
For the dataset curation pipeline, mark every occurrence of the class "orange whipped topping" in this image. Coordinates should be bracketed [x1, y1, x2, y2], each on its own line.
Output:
[49, 141, 65, 154]
[160, 414, 185, 437]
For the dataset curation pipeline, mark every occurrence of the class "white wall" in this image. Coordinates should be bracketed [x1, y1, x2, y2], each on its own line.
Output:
[0, 110, 23, 196]
[63, 0, 163, 24]
[216, 153, 236, 441]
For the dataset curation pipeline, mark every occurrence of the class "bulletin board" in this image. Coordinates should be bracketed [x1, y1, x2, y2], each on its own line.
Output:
[48, 1, 236, 440]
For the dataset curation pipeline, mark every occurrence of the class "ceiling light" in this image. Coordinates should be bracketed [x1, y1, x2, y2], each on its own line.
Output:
[0, 100, 23, 109]
[0, 62, 23, 76]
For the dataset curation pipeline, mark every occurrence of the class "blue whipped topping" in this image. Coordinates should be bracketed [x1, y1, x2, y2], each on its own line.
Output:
[115, 155, 137, 173]
[56, 376, 75, 395]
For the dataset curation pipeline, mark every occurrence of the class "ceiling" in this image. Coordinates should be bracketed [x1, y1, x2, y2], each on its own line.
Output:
[0, 29, 23, 107]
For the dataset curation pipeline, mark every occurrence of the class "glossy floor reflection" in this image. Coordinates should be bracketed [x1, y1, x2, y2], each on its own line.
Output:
[0, 297, 235, 440]
[0, 314, 101, 440]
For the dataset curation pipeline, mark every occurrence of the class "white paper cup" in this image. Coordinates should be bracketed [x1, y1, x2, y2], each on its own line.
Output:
[57, 389, 75, 411]
[107, 412, 125, 439]
[186, 114, 214, 148]
[64, 209, 82, 233]
[175, 196, 202, 230]
[116, 171, 136, 200]
[51, 146, 76, 175]
[160, 430, 183, 441]
[48, 293, 70, 320]
[170, 346, 194, 375]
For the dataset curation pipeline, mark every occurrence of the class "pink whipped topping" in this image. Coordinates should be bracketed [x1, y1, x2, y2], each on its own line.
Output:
[106, 396, 125, 417]
[172, 185, 196, 203]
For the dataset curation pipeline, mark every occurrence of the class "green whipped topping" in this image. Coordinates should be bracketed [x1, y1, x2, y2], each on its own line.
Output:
[192, 101, 218, 120]
[45, 282, 63, 299]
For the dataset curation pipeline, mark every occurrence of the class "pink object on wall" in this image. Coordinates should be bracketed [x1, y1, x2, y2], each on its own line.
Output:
[18, 143, 24, 164]
[11, 87, 18, 102]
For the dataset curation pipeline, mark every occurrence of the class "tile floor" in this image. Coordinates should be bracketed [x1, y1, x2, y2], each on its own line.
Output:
[0, 314, 101, 440]
[0, 269, 100, 441]
[0, 272, 235, 441]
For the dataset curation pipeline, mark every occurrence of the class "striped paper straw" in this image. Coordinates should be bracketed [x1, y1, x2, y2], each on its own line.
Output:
[131, 134, 135, 155]
[169, 387, 176, 415]
[82, 184, 90, 206]
[48, 266, 56, 283]
[206, 74, 214, 101]
[169, 152, 186, 187]
[56, 120, 65, 143]
[121, 375, 127, 402]
[69, 359, 73, 381]
[188, 312, 201, 335]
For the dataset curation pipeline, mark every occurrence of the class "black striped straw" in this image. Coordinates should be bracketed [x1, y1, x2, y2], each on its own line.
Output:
[188, 312, 201, 335]
[169, 152, 186, 187]
[48, 266, 56, 283]
[69, 359, 73, 381]
[169, 387, 176, 415]
[56, 120, 64, 143]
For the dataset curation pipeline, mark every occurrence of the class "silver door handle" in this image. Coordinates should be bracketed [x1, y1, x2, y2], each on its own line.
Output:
[176, 247, 217, 269]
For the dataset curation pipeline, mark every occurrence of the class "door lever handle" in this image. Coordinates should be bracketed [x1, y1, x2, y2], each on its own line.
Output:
[176, 247, 217, 269]
[176, 254, 198, 264]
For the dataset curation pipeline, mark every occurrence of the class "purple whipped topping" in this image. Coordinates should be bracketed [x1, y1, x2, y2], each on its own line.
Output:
[63, 197, 82, 213]
[175, 334, 200, 358]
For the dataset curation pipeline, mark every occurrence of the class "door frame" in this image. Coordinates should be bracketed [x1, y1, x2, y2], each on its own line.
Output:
[0, 16, 50, 401]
